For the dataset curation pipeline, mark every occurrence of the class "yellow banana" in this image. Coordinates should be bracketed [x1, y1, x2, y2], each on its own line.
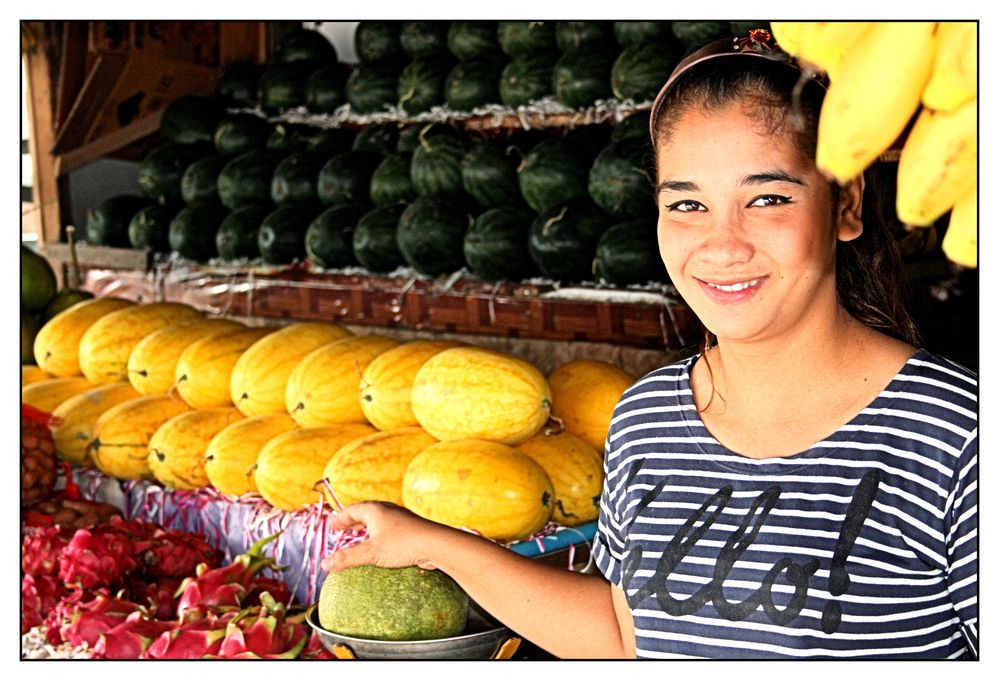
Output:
[797, 22, 876, 78]
[770, 22, 807, 57]
[922, 21, 977, 112]
[896, 98, 976, 226]
[816, 21, 937, 184]
[941, 184, 977, 268]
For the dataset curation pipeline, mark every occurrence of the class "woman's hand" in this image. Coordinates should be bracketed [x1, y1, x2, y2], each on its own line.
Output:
[321, 501, 449, 573]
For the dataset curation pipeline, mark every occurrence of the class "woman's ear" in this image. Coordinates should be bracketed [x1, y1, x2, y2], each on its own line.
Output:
[835, 173, 865, 242]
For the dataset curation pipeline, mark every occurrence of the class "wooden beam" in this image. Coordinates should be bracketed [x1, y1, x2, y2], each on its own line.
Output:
[52, 53, 128, 155]
[54, 21, 89, 132]
[55, 110, 163, 177]
[23, 21, 64, 245]
[219, 20, 269, 64]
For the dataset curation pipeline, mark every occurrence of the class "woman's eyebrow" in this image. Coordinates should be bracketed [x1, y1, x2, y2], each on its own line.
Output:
[741, 170, 806, 186]
[656, 179, 699, 193]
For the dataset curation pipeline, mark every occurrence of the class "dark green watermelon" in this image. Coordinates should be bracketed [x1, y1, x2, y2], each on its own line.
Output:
[271, 151, 328, 205]
[181, 155, 229, 205]
[257, 204, 322, 265]
[217, 149, 287, 211]
[517, 139, 591, 213]
[85, 195, 152, 247]
[562, 124, 613, 162]
[497, 21, 556, 57]
[352, 124, 400, 154]
[555, 21, 615, 52]
[400, 21, 449, 59]
[447, 21, 500, 60]
[611, 42, 685, 103]
[588, 137, 657, 219]
[397, 57, 453, 114]
[396, 123, 460, 153]
[259, 62, 318, 113]
[354, 21, 403, 63]
[216, 204, 270, 261]
[499, 53, 558, 108]
[463, 207, 538, 282]
[410, 134, 465, 198]
[305, 203, 368, 269]
[269, 124, 356, 156]
[138, 143, 210, 204]
[613, 21, 676, 48]
[611, 110, 652, 143]
[461, 139, 524, 210]
[370, 153, 417, 206]
[127, 204, 176, 251]
[396, 196, 472, 276]
[445, 57, 505, 111]
[346, 60, 404, 114]
[353, 203, 407, 274]
[671, 21, 731, 51]
[528, 198, 614, 282]
[216, 62, 263, 108]
[305, 64, 351, 114]
[214, 114, 272, 156]
[168, 201, 228, 262]
[553, 51, 614, 109]
[159, 96, 225, 146]
[317, 151, 383, 206]
[593, 217, 669, 286]
[274, 27, 336, 64]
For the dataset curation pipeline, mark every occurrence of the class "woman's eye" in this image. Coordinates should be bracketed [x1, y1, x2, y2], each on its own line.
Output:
[666, 200, 704, 213]
[749, 194, 792, 208]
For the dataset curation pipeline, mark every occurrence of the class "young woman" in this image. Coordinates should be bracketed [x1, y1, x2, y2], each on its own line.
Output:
[322, 33, 978, 660]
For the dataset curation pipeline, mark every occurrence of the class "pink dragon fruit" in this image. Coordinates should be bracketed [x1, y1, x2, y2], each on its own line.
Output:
[42, 587, 87, 645]
[216, 592, 308, 659]
[174, 532, 283, 621]
[142, 610, 238, 659]
[58, 526, 139, 590]
[105, 516, 160, 541]
[299, 630, 338, 660]
[244, 576, 293, 608]
[140, 529, 222, 578]
[92, 611, 175, 659]
[126, 575, 185, 621]
[21, 573, 66, 633]
[21, 526, 72, 577]
[54, 590, 146, 648]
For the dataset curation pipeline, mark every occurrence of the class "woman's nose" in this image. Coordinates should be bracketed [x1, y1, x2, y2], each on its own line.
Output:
[697, 214, 754, 265]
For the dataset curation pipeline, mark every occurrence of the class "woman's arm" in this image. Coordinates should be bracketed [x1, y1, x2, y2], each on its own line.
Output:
[322, 501, 636, 659]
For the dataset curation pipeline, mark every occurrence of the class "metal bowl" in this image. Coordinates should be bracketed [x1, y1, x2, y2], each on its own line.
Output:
[305, 602, 517, 660]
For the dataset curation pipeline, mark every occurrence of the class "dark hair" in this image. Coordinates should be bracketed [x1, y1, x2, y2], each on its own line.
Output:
[652, 57, 921, 349]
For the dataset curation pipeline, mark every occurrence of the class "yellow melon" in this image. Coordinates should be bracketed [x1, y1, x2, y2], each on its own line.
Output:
[359, 340, 464, 431]
[174, 327, 273, 408]
[285, 335, 400, 427]
[127, 318, 246, 396]
[33, 297, 135, 377]
[517, 430, 604, 526]
[548, 359, 635, 453]
[22, 376, 96, 413]
[255, 423, 376, 512]
[204, 413, 297, 497]
[89, 394, 191, 480]
[147, 408, 245, 490]
[78, 302, 204, 384]
[230, 322, 353, 417]
[50, 382, 141, 467]
[22, 365, 52, 386]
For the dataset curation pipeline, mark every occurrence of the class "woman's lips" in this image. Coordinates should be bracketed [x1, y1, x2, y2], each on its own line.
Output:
[695, 276, 767, 303]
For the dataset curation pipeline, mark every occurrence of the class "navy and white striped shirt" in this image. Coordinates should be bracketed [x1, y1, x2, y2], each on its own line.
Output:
[593, 348, 978, 659]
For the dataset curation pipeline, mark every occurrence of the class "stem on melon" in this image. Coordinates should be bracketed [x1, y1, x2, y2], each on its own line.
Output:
[66, 225, 82, 289]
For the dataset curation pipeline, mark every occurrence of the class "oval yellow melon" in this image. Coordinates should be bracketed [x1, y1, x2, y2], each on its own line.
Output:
[22, 365, 52, 386]
[411, 347, 552, 445]
[548, 360, 635, 453]
[127, 318, 246, 396]
[516, 430, 604, 526]
[230, 322, 354, 417]
[147, 408, 245, 490]
[285, 335, 400, 427]
[255, 423, 376, 512]
[79, 302, 204, 384]
[50, 382, 141, 466]
[204, 413, 297, 497]
[322, 427, 438, 508]
[22, 376, 96, 413]
[89, 395, 191, 480]
[359, 340, 464, 431]
[34, 297, 135, 377]
[402, 438, 554, 543]
[174, 327, 274, 408]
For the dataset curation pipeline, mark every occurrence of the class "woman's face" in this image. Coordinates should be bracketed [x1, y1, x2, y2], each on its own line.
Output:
[655, 100, 857, 346]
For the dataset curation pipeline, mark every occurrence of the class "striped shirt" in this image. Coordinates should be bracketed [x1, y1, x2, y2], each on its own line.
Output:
[592, 348, 978, 659]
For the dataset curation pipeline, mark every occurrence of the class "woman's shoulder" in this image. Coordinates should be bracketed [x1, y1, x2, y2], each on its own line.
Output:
[620, 352, 698, 400]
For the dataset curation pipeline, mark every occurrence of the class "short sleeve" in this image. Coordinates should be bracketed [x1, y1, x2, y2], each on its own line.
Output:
[944, 431, 978, 657]
[592, 435, 626, 586]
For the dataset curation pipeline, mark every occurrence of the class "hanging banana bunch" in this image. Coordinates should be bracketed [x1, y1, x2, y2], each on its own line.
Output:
[770, 21, 978, 268]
